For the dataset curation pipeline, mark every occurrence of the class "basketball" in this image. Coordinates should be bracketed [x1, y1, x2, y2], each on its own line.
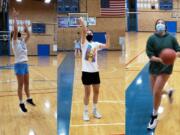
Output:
[160, 48, 176, 65]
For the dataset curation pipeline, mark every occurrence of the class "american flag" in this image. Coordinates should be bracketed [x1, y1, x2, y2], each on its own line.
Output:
[100, 0, 125, 17]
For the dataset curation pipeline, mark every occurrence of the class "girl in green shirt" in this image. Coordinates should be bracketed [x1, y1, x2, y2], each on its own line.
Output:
[146, 19, 180, 130]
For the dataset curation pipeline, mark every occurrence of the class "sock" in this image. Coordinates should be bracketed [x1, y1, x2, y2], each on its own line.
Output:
[27, 97, 32, 100]
[19, 100, 24, 104]
[153, 108, 158, 116]
[84, 105, 88, 111]
[93, 104, 97, 110]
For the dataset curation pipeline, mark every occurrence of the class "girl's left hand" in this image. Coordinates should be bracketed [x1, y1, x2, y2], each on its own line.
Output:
[23, 22, 28, 32]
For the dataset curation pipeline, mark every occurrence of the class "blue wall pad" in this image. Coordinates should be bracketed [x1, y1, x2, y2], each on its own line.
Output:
[37, 44, 50, 56]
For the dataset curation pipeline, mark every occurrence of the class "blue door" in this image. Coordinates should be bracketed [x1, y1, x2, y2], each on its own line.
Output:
[165, 21, 177, 36]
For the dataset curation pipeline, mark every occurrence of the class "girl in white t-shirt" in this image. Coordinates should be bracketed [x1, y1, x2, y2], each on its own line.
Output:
[79, 17, 110, 121]
[11, 8, 35, 112]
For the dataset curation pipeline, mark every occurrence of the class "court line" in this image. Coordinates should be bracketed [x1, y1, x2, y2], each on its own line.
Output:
[57, 53, 75, 135]
[125, 49, 145, 67]
[0, 91, 56, 98]
[31, 68, 50, 81]
[70, 122, 125, 127]
[72, 100, 125, 104]
[126, 69, 180, 72]
[0, 79, 56, 84]
[0, 80, 56, 84]
[0, 87, 56, 93]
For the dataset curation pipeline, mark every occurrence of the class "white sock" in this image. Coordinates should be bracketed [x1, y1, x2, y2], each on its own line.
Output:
[84, 105, 88, 111]
[27, 97, 32, 100]
[93, 104, 97, 110]
[19, 100, 24, 104]
[153, 108, 158, 116]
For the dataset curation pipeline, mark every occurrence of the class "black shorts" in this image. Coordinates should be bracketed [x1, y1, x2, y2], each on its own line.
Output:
[81, 72, 100, 85]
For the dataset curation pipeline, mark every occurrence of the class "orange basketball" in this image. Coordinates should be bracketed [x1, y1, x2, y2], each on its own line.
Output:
[160, 48, 176, 65]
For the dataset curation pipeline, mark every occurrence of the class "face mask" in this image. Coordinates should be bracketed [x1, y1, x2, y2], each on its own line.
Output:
[86, 35, 93, 42]
[18, 32, 21, 38]
[156, 23, 166, 33]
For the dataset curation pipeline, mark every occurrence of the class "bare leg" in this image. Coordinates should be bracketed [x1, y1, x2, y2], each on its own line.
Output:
[75, 49, 77, 56]
[16, 75, 24, 102]
[84, 85, 91, 105]
[150, 75, 157, 93]
[92, 84, 102, 118]
[24, 73, 30, 98]
[92, 84, 100, 104]
[153, 74, 170, 112]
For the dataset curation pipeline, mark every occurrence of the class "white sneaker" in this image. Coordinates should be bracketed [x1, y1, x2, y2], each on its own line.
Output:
[83, 110, 90, 121]
[147, 115, 158, 130]
[93, 109, 102, 119]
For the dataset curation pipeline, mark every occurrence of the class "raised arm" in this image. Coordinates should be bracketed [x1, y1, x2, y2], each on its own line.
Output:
[12, 8, 18, 41]
[99, 34, 110, 49]
[79, 17, 87, 45]
[23, 22, 30, 43]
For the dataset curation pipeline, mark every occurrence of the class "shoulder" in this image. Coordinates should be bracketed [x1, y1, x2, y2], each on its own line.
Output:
[93, 41, 101, 45]
[167, 33, 176, 40]
[147, 34, 157, 44]
[148, 34, 156, 40]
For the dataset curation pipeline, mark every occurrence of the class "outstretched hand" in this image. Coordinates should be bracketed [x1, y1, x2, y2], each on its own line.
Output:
[12, 8, 19, 17]
[78, 17, 84, 26]
[23, 21, 28, 32]
[158, 58, 165, 65]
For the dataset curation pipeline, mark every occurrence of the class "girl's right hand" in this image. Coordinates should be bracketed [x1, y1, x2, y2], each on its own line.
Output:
[79, 17, 85, 26]
[151, 56, 165, 64]
[158, 58, 164, 64]
[13, 8, 19, 17]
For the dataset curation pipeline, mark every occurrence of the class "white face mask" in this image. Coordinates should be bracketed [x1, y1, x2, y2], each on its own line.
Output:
[156, 23, 166, 33]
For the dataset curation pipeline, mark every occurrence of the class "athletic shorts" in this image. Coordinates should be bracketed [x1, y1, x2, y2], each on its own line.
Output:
[81, 72, 100, 85]
[14, 62, 29, 75]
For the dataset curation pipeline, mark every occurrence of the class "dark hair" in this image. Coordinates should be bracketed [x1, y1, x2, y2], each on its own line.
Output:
[77, 32, 80, 35]
[10, 31, 22, 40]
[87, 29, 94, 34]
[155, 19, 167, 31]
[18, 32, 21, 38]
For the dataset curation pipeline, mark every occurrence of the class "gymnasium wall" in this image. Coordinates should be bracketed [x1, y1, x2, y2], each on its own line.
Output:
[9, 0, 57, 55]
[138, 1, 180, 32]
[58, 0, 125, 50]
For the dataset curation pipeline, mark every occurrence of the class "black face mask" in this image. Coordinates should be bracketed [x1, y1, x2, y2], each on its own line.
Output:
[86, 35, 93, 42]
[18, 32, 21, 38]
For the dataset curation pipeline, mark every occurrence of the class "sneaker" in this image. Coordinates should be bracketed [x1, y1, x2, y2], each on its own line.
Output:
[83, 110, 90, 121]
[93, 109, 102, 119]
[147, 114, 158, 130]
[26, 99, 36, 106]
[168, 89, 174, 104]
[19, 103, 28, 112]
